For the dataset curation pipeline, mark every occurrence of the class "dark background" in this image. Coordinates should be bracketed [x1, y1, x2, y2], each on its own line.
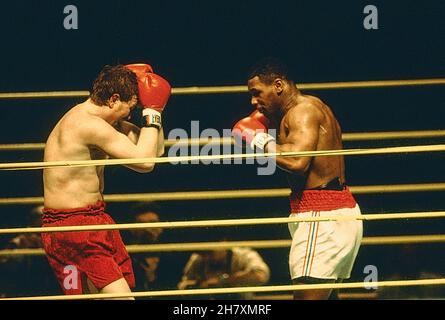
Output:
[0, 0, 444, 296]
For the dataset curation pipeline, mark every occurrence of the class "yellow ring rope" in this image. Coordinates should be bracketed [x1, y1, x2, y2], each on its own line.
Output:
[3, 277, 445, 300]
[2, 234, 445, 257]
[1, 130, 444, 152]
[0, 210, 444, 235]
[1, 143, 444, 171]
[342, 130, 445, 141]
[0, 138, 233, 151]
[0, 78, 444, 99]
[0, 182, 443, 205]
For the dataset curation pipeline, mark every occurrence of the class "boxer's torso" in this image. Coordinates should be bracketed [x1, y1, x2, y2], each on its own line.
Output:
[278, 94, 345, 191]
[43, 103, 108, 209]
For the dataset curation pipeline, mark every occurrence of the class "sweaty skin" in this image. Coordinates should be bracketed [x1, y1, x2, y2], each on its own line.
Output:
[44, 98, 163, 209]
[248, 76, 345, 191]
[276, 94, 345, 191]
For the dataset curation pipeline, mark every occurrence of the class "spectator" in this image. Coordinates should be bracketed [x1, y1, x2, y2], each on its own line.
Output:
[178, 247, 270, 299]
[124, 203, 163, 292]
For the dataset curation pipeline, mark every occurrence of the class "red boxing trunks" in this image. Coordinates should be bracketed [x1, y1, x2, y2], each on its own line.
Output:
[41, 201, 135, 294]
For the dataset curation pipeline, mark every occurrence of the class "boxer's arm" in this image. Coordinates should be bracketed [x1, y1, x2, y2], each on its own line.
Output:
[85, 118, 160, 173]
[119, 120, 164, 156]
[116, 120, 140, 144]
[265, 105, 320, 175]
[157, 127, 165, 157]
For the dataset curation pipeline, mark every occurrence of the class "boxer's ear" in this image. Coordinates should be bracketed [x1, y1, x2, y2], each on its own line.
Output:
[273, 78, 284, 95]
[107, 94, 121, 108]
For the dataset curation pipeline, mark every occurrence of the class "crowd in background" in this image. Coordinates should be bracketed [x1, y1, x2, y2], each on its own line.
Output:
[1, 202, 445, 299]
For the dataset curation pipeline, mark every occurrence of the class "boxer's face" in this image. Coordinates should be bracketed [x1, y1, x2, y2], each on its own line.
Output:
[120, 95, 138, 120]
[248, 76, 278, 117]
[108, 94, 138, 120]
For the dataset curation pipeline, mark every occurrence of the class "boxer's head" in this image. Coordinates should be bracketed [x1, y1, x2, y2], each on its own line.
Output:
[90, 65, 138, 107]
[248, 58, 295, 117]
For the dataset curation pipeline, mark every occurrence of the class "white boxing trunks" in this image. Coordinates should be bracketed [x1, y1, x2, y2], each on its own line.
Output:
[288, 188, 363, 280]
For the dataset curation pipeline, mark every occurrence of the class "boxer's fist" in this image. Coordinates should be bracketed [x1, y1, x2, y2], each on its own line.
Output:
[139, 72, 171, 129]
[250, 110, 271, 128]
[232, 111, 275, 150]
[138, 72, 171, 113]
[125, 63, 154, 77]
[126, 63, 171, 129]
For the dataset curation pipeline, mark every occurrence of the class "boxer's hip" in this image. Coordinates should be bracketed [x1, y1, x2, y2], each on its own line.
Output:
[42, 200, 111, 225]
[290, 177, 357, 213]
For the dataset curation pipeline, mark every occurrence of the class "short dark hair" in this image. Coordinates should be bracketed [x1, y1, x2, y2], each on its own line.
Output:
[248, 58, 293, 84]
[90, 65, 138, 105]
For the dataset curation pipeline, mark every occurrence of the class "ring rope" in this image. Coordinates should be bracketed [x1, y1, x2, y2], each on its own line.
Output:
[0, 138, 233, 152]
[3, 277, 445, 300]
[1, 130, 444, 152]
[342, 130, 445, 141]
[0, 182, 443, 205]
[2, 234, 445, 257]
[1, 78, 444, 100]
[1, 210, 444, 235]
[1, 144, 445, 171]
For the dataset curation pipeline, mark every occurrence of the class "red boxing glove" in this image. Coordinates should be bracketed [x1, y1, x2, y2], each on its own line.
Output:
[250, 110, 271, 128]
[126, 63, 171, 129]
[232, 111, 275, 150]
[138, 72, 171, 113]
[125, 63, 154, 77]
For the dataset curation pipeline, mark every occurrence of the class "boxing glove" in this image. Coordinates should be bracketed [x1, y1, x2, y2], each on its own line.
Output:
[232, 111, 275, 150]
[126, 63, 171, 129]
[250, 110, 271, 128]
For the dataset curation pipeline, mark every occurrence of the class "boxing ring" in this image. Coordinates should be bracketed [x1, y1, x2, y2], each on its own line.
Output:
[0, 78, 444, 299]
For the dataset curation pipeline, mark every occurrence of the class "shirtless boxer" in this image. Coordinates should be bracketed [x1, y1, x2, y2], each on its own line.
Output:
[233, 60, 362, 300]
[42, 63, 170, 298]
